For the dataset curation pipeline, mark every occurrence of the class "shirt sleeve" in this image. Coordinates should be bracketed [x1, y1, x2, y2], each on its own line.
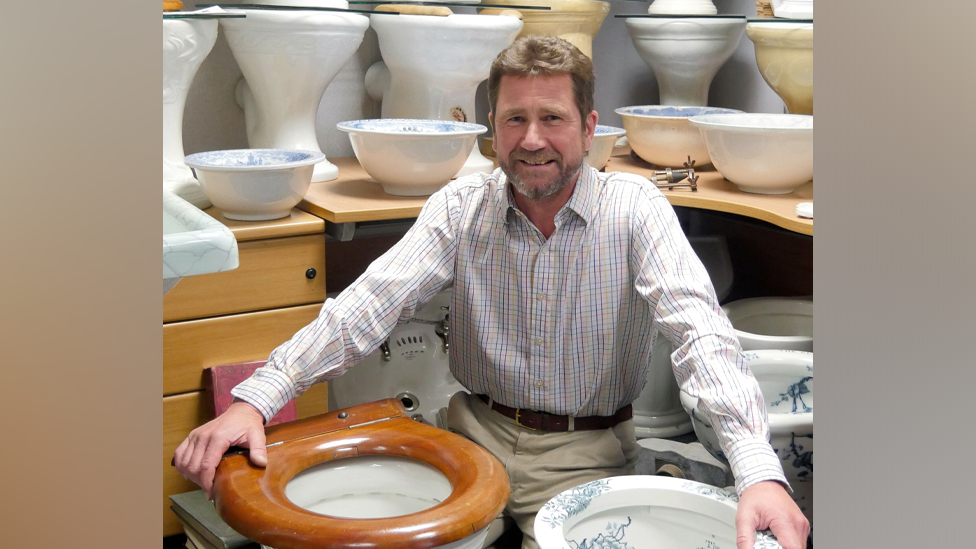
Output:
[631, 189, 788, 494]
[231, 186, 461, 422]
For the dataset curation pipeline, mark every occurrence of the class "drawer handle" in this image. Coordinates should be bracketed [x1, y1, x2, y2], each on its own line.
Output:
[305, 268, 317, 280]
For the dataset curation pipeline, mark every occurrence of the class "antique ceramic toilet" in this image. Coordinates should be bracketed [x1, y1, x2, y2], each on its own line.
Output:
[534, 476, 783, 549]
[631, 236, 733, 438]
[163, 15, 219, 208]
[365, 12, 521, 178]
[746, 21, 814, 114]
[218, 3, 370, 182]
[213, 398, 510, 549]
[482, 0, 611, 59]
[624, 0, 745, 106]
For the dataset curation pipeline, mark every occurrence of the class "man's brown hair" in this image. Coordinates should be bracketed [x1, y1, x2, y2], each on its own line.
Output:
[487, 35, 596, 127]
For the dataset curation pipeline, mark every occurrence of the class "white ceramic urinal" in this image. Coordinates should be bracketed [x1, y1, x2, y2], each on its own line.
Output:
[163, 17, 219, 208]
[365, 12, 522, 178]
[219, 4, 369, 182]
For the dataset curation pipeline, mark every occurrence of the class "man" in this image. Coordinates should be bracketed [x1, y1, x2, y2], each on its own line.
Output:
[174, 36, 810, 549]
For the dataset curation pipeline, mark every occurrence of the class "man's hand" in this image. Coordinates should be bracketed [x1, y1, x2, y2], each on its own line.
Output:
[173, 401, 268, 499]
[735, 480, 810, 549]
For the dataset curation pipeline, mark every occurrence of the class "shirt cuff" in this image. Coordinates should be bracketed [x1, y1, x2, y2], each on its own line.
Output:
[229, 366, 297, 424]
[725, 437, 791, 495]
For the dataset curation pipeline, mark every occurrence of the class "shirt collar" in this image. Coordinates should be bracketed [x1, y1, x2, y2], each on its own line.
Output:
[493, 163, 601, 226]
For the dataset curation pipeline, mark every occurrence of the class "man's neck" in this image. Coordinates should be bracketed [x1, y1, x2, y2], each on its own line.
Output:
[511, 170, 580, 239]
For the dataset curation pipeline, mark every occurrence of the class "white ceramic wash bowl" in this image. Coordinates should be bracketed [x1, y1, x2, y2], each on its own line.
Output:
[646, 0, 717, 14]
[722, 297, 813, 351]
[184, 149, 324, 221]
[624, 16, 746, 106]
[689, 113, 813, 194]
[679, 350, 813, 525]
[585, 125, 626, 171]
[365, 12, 521, 179]
[163, 190, 239, 296]
[615, 106, 741, 168]
[338, 119, 488, 196]
[535, 476, 782, 549]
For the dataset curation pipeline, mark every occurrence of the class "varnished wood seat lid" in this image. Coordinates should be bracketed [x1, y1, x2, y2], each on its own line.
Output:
[213, 399, 511, 549]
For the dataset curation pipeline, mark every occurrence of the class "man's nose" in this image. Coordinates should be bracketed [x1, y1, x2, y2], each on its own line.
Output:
[520, 121, 547, 151]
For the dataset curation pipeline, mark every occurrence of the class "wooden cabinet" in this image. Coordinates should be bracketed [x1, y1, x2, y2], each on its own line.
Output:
[162, 207, 330, 537]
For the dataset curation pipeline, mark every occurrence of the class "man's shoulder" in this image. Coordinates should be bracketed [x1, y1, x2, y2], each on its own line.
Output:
[598, 170, 667, 203]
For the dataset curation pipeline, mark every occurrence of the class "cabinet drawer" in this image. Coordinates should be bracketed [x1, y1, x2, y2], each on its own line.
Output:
[163, 303, 323, 396]
[163, 234, 326, 323]
[163, 385, 329, 537]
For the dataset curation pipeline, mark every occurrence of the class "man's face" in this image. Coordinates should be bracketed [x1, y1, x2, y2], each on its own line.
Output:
[491, 74, 597, 200]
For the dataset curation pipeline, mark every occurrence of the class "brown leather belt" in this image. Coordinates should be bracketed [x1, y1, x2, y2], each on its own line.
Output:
[477, 394, 632, 432]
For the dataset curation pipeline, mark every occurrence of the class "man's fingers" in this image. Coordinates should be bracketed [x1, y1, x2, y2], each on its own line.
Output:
[735, 513, 757, 549]
[248, 426, 268, 468]
[766, 516, 803, 549]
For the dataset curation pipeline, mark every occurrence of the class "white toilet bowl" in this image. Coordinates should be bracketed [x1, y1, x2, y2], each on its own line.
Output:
[624, 15, 746, 106]
[631, 235, 732, 439]
[365, 12, 522, 179]
[534, 476, 783, 549]
[722, 296, 813, 351]
[215, 399, 510, 549]
[219, 4, 370, 183]
[680, 349, 813, 528]
[163, 17, 219, 208]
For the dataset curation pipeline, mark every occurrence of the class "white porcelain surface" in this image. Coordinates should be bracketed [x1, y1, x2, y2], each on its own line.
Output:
[535, 476, 782, 549]
[689, 113, 813, 194]
[330, 290, 465, 428]
[219, 9, 369, 183]
[278, 454, 490, 549]
[722, 297, 813, 351]
[184, 149, 324, 221]
[679, 350, 813, 526]
[163, 17, 219, 208]
[631, 236, 731, 438]
[746, 22, 814, 115]
[615, 106, 741, 168]
[585, 125, 626, 171]
[647, 0, 717, 15]
[773, 0, 813, 19]
[163, 190, 239, 295]
[366, 13, 521, 179]
[338, 119, 487, 196]
[625, 17, 746, 106]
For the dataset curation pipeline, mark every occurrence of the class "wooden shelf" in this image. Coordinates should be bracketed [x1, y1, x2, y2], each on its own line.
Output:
[201, 206, 325, 242]
[606, 154, 813, 236]
[300, 156, 813, 236]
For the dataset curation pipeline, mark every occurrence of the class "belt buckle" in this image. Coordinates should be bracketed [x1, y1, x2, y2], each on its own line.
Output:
[514, 409, 539, 431]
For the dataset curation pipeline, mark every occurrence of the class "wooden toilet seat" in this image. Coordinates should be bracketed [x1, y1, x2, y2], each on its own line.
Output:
[213, 399, 510, 549]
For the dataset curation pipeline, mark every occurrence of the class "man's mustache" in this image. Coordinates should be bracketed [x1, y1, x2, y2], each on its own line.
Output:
[511, 150, 561, 164]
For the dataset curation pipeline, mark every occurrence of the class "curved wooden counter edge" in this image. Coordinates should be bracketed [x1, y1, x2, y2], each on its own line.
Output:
[605, 155, 813, 236]
[299, 156, 812, 236]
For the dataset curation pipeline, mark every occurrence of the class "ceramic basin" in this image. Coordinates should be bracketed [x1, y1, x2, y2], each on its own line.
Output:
[722, 296, 813, 351]
[535, 476, 782, 549]
[585, 125, 625, 170]
[746, 22, 813, 115]
[163, 190, 239, 295]
[679, 349, 813, 526]
[616, 105, 741, 167]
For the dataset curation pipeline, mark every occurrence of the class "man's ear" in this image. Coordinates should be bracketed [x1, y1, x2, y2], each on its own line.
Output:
[489, 112, 496, 153]
[583, 110, 598, 152]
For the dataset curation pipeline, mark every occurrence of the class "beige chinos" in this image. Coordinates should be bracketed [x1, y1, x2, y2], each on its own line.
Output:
[447, 392, 641, 549]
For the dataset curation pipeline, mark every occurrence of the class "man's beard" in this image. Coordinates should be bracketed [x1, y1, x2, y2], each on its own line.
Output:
[499, 149, 584, 200]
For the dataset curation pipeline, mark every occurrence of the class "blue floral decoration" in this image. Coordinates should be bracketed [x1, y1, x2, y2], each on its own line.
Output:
[539, 479, 613, 529]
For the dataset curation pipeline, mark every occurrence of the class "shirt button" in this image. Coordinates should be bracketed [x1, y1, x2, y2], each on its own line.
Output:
[534, 338, 544, 346]
[536, 381, 544, 388]
[536, 293, 546, 301]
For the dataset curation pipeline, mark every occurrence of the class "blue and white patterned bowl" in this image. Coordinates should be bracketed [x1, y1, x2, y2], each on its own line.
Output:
[534, 476, 782, 549]
[679, 349, 813, 525]
[586, 125, 626, 171]
[184, 149, 324, 221]
[337, 119, 488, 196]
[614, 106, 742, 167]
